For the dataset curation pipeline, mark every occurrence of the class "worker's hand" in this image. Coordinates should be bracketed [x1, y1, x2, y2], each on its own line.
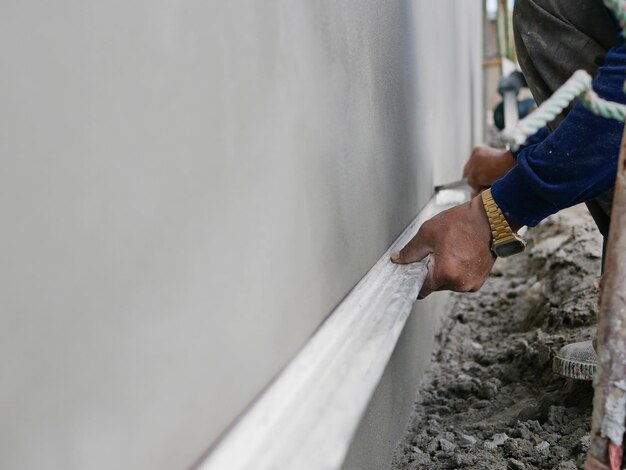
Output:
[390, 194, 495, 299]
[463, 145, 516, 197]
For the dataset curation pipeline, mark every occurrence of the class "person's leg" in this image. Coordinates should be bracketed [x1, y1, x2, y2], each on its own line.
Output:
[513, 0, 618, 262]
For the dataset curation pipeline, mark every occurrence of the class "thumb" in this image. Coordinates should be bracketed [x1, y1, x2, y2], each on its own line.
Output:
[390, 237, 431, 265]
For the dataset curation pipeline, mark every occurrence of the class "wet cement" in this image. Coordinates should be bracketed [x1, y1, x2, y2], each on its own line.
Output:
[391, 205, 602, 470]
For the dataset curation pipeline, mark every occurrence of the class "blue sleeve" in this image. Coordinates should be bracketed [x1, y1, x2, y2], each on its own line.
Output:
[491, 42, 626, 227]
[510, 126, 550, 159]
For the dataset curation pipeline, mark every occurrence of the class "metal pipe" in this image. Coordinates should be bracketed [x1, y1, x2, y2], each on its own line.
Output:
[586, 127, 626, 470]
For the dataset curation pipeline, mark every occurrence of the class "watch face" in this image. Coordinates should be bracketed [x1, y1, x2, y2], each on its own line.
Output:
[494, 239, 526, 257]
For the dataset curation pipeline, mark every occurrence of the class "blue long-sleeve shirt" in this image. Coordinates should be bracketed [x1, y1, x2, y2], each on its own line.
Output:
[491, 42, 626, 227]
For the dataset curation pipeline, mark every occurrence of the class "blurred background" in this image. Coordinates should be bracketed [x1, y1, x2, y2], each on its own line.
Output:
[0, 1, 520, 468]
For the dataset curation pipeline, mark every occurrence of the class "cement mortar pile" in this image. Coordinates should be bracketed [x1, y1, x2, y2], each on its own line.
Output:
[392, 205, 602, 470]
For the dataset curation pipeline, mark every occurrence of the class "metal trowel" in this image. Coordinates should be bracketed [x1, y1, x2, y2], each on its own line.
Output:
[434, 177, 469, 193]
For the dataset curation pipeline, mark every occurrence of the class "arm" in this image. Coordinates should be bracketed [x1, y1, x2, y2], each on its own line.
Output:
[393, 42, 626, 298]
[492, 43, 626, 227]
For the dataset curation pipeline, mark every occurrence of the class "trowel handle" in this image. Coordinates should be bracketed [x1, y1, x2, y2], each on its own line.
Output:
[434, 177, 468, 193]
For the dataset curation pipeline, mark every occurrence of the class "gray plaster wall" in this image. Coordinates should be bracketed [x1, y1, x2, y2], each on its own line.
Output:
[0, 1, 481, 469]
[343, 4, 483, 469]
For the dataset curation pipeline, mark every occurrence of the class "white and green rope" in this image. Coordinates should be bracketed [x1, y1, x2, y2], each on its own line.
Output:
[498, 0, 626, 151]
[605, 0, 626, 25]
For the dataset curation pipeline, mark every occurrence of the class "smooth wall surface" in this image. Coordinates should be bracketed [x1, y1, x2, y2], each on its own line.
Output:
[343, 3, 483, 468]
[0, 1, 481, 469]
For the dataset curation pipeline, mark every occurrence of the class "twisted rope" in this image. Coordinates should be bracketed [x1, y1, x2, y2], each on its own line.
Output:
[605, 0, 626, 25]
[580, 88, 626, 121]
[499, 70, 626, 150]
[498, 0, 626, 151]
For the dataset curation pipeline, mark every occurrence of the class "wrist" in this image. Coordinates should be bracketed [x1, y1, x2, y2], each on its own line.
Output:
[490, 187, 523, 232]
[480, 188, 526, 257]
[504, 214, 523, 233]
[472, 194, 496, 245]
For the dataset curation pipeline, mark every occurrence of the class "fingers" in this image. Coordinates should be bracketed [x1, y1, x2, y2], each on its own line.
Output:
[390, 239, 438, 299]
[390, 234, 431, 265]
[462, 158, 472, 178]
[467, 166, 487, 195]
[418, 257, 466, 299]
[417, 257, 436, 299]
[391, 232, 435, 298]
[463, 145, 482, 178]
[465, 145, 512, 193]
[418, 255, 456, 299]
[467, 173, 480, 195]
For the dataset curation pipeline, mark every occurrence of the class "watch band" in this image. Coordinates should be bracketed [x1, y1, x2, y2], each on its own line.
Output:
[481, 188, 514, 242]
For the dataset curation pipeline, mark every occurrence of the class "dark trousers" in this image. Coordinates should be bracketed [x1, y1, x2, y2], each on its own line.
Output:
[512, 0, 618, 269]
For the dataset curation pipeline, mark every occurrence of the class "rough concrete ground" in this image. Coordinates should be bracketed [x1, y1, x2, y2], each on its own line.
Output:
[391, 205, 603, 470]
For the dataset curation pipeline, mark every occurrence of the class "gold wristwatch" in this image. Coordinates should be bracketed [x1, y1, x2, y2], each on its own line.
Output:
[481, 188, 526, 257]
